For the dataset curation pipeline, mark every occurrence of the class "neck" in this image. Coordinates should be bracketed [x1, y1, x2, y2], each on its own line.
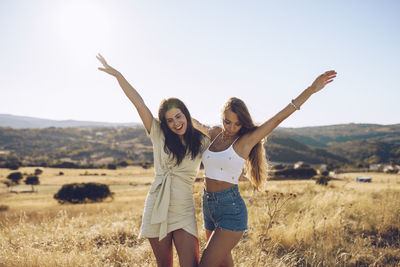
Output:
[221, 131, 238, 140]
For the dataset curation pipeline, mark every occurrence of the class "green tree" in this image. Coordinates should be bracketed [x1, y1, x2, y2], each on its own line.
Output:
[34, 168, 43, 175]
[25, 175, 40, 192]
[7, 172, 23, 184]
[54, 183, 113, 204]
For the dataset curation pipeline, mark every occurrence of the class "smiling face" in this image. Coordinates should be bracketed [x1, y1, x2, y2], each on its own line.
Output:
[222, 109, 242, 137]
[165, 108, 188, 136]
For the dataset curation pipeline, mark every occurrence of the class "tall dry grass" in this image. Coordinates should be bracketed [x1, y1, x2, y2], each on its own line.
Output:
[1, 168, 400, 266]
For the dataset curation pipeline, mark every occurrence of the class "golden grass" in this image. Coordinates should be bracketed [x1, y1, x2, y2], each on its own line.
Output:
[0, 168, 399, 266]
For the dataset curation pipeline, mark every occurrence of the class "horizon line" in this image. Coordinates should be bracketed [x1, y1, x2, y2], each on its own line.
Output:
[1, 113, 399, 129]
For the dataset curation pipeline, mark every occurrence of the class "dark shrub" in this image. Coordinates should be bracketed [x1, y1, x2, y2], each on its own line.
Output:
[274, 167, 317, 179]
[25, 175, 40, 191]
[54, 183, 113, 204]
[141, 161, 152, 169]
[385, 169, 397, 174]
[6, 162, 20, 170]
[7, 172, 23, 184]
[316, 176, 330, 186]
[107, 163, 117, 170]
[118, 161, 128, 167]
[39, 162, 48, 167]
[34, 168, 43, 175]
[272, 164, 286, 170]
[320, 170, 329, 177]
[54, 162, 79, 169]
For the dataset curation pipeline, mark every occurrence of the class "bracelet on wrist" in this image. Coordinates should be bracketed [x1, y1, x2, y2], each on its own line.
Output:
[290, 99, 300, 110]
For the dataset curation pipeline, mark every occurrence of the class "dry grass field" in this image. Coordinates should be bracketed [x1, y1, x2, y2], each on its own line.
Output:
[1, 167, 400, 266]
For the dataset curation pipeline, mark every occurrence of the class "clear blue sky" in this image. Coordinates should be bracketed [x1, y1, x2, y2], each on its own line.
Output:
[1, 0, 399, 127]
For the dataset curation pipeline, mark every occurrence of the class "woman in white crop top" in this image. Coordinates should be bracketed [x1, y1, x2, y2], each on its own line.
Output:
[195, 70, 337, 267]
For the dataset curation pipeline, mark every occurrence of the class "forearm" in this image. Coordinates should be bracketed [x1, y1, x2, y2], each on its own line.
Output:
[115, 73, 146, 109]
[192, 118, 212, 137]
[114, 72, 153, 131]
[246, 70, 335, 147]
[271, 86, 314, 126]
[291, 86, 314, 111]
[255, 86, 315, 140]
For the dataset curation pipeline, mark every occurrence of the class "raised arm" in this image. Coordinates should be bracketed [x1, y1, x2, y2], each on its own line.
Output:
[241, 70, 337, 153]
[97, 54, 153, 132]
[192, 118, 222, 140]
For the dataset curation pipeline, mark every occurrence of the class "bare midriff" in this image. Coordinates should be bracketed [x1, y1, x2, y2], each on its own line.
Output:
[204, 174, 244, 193]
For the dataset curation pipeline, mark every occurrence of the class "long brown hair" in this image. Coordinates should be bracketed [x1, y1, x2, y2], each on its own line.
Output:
[158, 98, 204, 165]
[223, 97, 268, 189]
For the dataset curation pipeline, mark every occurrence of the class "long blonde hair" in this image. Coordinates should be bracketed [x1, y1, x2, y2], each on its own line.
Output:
[223, 97, 268, 189]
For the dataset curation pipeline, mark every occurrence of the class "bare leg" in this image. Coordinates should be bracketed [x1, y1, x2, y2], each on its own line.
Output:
[204, 230, 234, 267]
[172, 229, 199, 267]
[148, 233, 173, 267]
[199, 228, 243, 267]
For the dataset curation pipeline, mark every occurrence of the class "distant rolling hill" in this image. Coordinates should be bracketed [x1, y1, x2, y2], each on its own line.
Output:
[267, 123, 400, 165]
[277, 123, 400, 147]
[0, 114, 138, 128]
[0, 114, 399, 167]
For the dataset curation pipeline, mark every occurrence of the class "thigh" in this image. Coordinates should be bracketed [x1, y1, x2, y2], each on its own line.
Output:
[148, 233, 173, 267]
[172, 229, 199, 267]
[204, 230, 233, 267]
[199, 228, 243, 267]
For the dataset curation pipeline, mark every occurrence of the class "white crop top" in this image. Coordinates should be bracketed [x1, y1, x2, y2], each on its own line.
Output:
[202, 135, 246, 184]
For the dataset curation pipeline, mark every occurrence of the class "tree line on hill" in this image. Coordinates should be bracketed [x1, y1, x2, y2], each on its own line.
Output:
[0, 123, 399, 170]
[0, 126, 152, 169]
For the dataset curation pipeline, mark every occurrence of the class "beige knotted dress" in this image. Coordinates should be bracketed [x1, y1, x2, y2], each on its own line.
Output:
[139, 119, 209, 241]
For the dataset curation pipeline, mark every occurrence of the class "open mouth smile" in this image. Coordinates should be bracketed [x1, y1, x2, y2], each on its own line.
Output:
[175, 124, 184, 130]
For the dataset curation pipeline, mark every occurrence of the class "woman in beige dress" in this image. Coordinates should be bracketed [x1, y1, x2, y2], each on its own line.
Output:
[97, 54, 208, 267]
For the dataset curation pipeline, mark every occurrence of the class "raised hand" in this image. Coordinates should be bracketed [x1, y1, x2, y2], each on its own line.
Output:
[96, 53, 120, 77]
[309, 70, 337, 94]
[96, 53, 153, 131]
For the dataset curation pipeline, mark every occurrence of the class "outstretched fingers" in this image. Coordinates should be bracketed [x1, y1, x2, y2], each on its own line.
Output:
[325, 78, 335, 84]
[323, 70, 337, 84]
[325, 70, 337, 77]
[310, 70, 337, 93]
[96, 53, 104, 61]
[96, 53, 120, 76]
[96, 53, 108, 67]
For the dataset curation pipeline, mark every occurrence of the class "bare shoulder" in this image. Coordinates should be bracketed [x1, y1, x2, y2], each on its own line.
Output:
[234, 130, 260, 158]
[210, 126, 222, 141]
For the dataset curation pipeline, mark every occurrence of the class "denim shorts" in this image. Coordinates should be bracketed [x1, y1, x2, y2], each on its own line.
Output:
[202, 185, 248, 232]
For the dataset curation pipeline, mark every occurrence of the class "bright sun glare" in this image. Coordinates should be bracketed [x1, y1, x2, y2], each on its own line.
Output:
[53, 1, 112, 51]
